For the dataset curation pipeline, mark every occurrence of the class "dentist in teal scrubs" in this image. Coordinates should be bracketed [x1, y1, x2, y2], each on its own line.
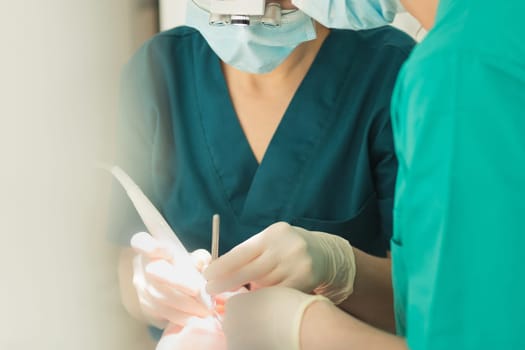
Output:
[110, 0, 414, 340]
[218, 0, 525, 349]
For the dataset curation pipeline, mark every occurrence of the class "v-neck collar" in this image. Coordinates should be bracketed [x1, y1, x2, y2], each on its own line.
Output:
[193, 30, 357, 224]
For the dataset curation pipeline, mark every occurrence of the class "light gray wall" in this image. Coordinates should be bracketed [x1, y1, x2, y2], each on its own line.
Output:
[1, 1, 155, 349]
[160, 0, 187, 30]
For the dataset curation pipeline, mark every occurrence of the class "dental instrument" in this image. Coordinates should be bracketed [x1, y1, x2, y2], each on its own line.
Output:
[108, 165, 214, 310]
[211, 214, 220, 260]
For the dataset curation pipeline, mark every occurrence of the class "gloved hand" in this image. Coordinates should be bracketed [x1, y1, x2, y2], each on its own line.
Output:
[155, 289, 246, 350]
[155, 317, 226, 350]
[204, 222, 356, 304]
[130, 232, 213, 328]
[223, 287, 331, 350]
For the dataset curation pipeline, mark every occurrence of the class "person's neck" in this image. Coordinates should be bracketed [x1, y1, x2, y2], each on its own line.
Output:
[221, 22, 330, 95]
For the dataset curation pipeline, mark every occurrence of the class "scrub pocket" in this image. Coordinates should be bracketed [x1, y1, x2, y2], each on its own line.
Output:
[291, 194, 386, 256]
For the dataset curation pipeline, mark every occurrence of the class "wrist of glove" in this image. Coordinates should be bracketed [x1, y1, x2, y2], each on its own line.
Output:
[310, 231, 356, 305]
[223, 287, 331, 350]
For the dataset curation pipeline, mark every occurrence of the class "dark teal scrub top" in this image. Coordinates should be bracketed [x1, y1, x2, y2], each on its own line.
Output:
[391, 0, 525, 348]
[110, 26, 414, 258]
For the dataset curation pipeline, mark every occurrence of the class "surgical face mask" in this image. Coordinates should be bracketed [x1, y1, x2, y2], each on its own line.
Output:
[186, 0, 317, 74]
[291, 0, 402, 30]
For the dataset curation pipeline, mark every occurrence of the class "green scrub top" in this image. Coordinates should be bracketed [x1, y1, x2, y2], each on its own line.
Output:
[110, 26, 414, 257]
[391, 0, 525, 348]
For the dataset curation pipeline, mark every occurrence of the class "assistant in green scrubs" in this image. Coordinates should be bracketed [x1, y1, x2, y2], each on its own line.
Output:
[391, 0, 525, 348]
[110, 26, 415, 258]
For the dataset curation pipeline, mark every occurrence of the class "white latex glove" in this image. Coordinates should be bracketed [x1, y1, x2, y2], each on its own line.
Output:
[131, 232, 213, 328]
[223, 287, 331, 350]
[155, 317, 226, 350]
[155, 289, 247, 350]
[204, 222, 356, 304]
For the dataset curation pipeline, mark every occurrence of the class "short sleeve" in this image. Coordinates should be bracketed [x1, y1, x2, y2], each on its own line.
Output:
[393, 52, 525, 348]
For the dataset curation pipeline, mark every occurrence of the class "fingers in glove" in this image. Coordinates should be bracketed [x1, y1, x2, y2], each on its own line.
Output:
[203, 233, 267, 290]
[206, 251, 277, 295]
[136, 294, 170, 329]
[146, 259, 204, 297]
[142, 284, 209, 318]
[138, 290, 200, 327]
[132, 254, 149, 289]
[131, 232, 173, 261]
[150, 283, 212, 318]
[163, 308, 201, 327]
[190, 249, 212, 272]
